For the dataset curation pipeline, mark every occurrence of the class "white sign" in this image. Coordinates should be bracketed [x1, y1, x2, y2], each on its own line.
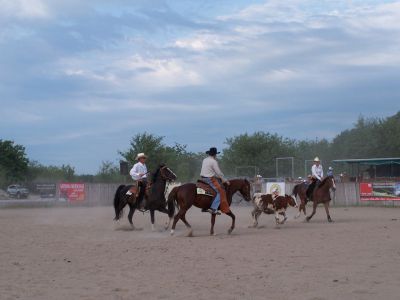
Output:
[266, 182, 286, 196]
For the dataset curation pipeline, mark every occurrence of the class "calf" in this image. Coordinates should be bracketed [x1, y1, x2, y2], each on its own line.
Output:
[251, 193, 298, 227]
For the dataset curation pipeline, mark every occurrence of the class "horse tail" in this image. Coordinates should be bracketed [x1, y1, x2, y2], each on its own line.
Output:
[167, 186, 180, 217]
[113, 185, 125, 221]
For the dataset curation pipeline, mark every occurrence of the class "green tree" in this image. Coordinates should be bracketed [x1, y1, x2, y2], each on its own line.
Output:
[119, 133, 202, 182]
[27, 161, 76, 183]
[94, 161, 123, 183]
[221, 132, 296, 178]
[0, 140, 29, 187]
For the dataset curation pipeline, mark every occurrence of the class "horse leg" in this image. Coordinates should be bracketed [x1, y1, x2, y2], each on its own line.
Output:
[226, 211, 236, 235]
[150, 209, 156, 231]
[156, 207, 173, 231]
[324, 202, 333, 222]
[180, 213, 193, 237]
[127, 203, 136, 229]
[210, 214, 216, 235]
[306, 201, 318, 222]
[171, 207, 190, 236]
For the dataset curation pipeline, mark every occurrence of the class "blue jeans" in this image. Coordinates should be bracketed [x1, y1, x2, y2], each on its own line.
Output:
[203, 177, 221, 210]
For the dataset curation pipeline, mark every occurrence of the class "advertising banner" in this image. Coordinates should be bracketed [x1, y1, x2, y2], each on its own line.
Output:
[360, 182, 400, 201]
[36, 183, 56, 198]
[266, 182, 286, 197]
[59, 183, 85, 202]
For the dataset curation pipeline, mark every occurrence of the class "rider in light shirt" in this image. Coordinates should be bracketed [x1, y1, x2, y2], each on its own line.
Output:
[200, 147, 230, 215]
[307, 157, 324, 200]
[311, 157, 324, 181]
[129, 153, 148, 210]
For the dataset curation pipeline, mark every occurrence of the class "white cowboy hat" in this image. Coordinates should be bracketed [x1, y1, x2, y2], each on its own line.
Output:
[314, 157, 320, 162]
[136, 153, 148, 160]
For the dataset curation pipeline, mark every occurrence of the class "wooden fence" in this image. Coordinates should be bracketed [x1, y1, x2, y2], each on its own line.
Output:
[3, 182, 399, 208]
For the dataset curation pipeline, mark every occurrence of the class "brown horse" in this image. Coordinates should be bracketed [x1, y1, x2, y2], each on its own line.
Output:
[292, 182, 309, 218]
[167, 178, 252, 236]
[306, 176, 336, 222]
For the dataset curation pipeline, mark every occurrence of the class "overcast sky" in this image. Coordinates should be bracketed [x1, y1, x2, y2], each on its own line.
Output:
[1, 0, 399, 173]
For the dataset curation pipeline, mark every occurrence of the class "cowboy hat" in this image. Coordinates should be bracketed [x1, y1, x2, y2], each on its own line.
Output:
[136, 153, 148, 160]
[206, 147, 220, 156]
[314, 157, 320, 162]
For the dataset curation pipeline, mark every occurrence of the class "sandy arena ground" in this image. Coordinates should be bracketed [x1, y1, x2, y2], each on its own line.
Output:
[0, 205, 399, 300]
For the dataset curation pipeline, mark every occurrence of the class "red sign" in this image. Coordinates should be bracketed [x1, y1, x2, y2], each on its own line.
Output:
[360, 182, 400, 201]
[59, 183, 85, 202]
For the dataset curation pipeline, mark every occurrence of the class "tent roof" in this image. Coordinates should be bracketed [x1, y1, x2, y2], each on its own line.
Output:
[332, 158, 400, 165]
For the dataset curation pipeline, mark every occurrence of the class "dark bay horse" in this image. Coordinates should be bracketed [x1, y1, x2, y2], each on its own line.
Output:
[113, 164, 177, 230]
[167, 178, 252, 236]
[292, 182, 309, 218]
[306, 176, 336, 223]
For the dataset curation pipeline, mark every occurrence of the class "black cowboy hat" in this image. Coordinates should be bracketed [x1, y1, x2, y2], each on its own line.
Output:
[206, 147, 220, 155]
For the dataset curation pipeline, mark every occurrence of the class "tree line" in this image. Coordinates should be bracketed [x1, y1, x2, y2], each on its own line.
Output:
[1, 111, 399, 187]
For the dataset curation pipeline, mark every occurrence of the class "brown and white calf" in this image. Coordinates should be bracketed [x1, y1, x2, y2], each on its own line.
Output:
[251, 193, 298, 227]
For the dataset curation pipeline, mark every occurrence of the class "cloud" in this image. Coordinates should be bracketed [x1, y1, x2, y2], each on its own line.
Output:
[0, 0, 50, 19]
[1, 0, 399, 173]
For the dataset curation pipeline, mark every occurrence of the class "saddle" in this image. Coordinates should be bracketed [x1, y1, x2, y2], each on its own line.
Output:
[196, 180, 217, 198]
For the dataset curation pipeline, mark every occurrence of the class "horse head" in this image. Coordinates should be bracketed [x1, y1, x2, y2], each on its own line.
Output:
[152, 164, 177, 183]
[159, 164, 177, 182]
[327, 176, 336, 191]
[319, 176, 336, 191]
[238, 178, 252, 202]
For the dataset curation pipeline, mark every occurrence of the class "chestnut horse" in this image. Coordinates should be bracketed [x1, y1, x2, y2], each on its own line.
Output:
[306, 176, 336, 223]
[167, 178, 252, 236]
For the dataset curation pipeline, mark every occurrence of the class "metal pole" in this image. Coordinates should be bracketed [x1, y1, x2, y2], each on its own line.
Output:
[276, 159, 279, 178]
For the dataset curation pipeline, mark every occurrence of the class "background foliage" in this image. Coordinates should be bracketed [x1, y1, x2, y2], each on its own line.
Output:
[1, 112, 399, 187]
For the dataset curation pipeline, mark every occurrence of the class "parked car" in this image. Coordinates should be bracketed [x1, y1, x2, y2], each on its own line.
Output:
[7, 185, 29, 199]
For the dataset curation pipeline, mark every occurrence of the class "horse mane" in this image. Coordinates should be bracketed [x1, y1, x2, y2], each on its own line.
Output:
[152, 163, 166, 182]
[319, 176, 331, 187]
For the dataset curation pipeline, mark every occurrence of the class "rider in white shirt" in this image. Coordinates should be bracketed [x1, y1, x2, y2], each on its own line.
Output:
[311, 158, 324, 181]
[129, 153, 148, 210]
[307, 157, 324, 200]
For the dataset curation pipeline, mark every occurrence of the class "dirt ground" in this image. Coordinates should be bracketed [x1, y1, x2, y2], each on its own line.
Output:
[0, 205, 399, 300]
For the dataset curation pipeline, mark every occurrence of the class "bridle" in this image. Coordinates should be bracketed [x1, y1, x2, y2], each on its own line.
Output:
[159, 166, 177, 198]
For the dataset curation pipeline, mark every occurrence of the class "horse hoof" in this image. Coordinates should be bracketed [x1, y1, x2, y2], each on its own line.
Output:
[306, 217, 311, 222]
[227, 228, 233, 235]
[170, 229, 175, 236]
[328, 218, 333, 223]
[186, 229, 193, 237]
